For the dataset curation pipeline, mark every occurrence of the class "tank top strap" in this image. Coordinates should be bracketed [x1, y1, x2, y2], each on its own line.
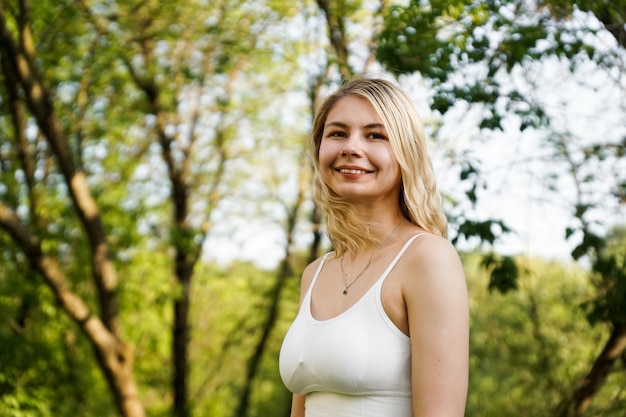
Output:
[304, 251, 334, 299]
[376, 233, 426, 287]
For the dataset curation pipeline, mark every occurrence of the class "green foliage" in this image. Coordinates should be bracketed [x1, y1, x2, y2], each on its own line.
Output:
[481, 253, 519, 294]
[0, 255, 112, 417]
[116, 248, 176, 415]
[584, 227, 626, 325]
[586, 254, 626, 324]
[2, 0, 625, 416]
[2, 0, 309, 414]
[4, 234, 626, 416]
[187, 261, 300, 417]
[540, 0, 626, 34]
[446, 158, 513, 246]
[376, 0, 622, 129]
[452, 218, 511, 246]
[464, 253, 623, 416]
[0, 373, 52, 417]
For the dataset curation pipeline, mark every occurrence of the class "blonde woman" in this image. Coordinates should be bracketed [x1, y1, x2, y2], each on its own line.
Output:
[279, 78, 469, 417]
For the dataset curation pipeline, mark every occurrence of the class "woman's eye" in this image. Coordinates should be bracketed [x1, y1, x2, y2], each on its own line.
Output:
[369, 132, 387, 140]
[327, 131, 346, 138]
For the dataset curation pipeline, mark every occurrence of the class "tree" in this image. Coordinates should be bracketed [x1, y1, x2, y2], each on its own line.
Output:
[0, 0, 305, 416]
[464, 251, 625, 416]
[3, 0, 621, 415]
[0, 1, 145, 415]
[376, 0, 626, 414]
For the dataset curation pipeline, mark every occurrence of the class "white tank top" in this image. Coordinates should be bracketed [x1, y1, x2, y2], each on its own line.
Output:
[279, 234, 424, 417]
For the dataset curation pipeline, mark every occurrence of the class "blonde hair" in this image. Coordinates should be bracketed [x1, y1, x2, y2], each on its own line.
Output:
[310, 78, 447, 255]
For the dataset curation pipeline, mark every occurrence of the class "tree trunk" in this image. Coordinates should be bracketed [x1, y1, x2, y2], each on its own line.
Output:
[0, 5, 143, 416]
[556, 323, 626, 417]
[0, 206, 146, 417]
[305, 72, 330, 264]
[307, 204, 324, 264]
[232, 154, 307, 417]
[233, 257, 294, 417]
[0, 0, 119, 334]
[316, 0, 352, 77]
[173, 265, 193, 417]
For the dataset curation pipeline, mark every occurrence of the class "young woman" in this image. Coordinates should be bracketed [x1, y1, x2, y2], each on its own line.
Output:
[279, 78, 469, 417]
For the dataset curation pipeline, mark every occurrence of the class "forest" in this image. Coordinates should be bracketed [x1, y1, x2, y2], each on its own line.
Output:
[0, 0, 624, 416]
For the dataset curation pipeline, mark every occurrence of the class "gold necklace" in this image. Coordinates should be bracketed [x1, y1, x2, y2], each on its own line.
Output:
[340, 219, 404, 295]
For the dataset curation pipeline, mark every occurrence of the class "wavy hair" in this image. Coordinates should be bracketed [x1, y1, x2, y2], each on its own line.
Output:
[310, 78, 447, 255]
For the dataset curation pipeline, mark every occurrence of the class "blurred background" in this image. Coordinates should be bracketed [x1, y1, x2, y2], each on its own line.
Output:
[0, 0, 624, 416]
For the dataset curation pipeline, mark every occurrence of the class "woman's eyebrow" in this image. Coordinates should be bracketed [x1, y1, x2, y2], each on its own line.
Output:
[363, 123, 386, 129]
[324, 121, 386, 129]
[324, 121, 348, 129]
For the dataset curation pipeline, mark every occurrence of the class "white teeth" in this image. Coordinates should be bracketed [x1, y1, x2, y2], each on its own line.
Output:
[339, 168, 367, 174]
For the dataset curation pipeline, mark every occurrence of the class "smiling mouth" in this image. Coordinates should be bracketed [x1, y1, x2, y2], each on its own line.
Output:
[338, 168, 370, 175]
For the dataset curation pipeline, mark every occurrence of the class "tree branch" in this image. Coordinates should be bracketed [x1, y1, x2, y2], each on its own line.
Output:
[557, 323, 626, 417]
[0, 203, 145, 417]
[0, 3, 119, 332]
[316, 0, 352, 77]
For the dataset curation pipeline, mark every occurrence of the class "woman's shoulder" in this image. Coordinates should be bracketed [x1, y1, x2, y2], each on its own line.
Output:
[398, 232, 468, 318]
[403, 230, 459, 259]
[400, 232, 465, 286]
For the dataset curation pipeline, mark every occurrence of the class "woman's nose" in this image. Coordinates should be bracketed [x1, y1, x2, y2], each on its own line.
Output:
[340, 134, 363, 156]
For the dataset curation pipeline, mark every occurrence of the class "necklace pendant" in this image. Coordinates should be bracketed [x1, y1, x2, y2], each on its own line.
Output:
[343, 289, 348, 295]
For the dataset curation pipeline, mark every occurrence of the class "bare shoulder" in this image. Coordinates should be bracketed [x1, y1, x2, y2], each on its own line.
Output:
[400, 233, 467, 301]
[406, 232, 461, 264]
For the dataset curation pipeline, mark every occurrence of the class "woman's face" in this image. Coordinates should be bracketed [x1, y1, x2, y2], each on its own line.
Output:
[318, 95, 402, 206]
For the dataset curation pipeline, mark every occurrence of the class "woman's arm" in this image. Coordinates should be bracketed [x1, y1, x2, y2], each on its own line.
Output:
[404, 236, 469, 416]
[289, 394, 306, 417]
